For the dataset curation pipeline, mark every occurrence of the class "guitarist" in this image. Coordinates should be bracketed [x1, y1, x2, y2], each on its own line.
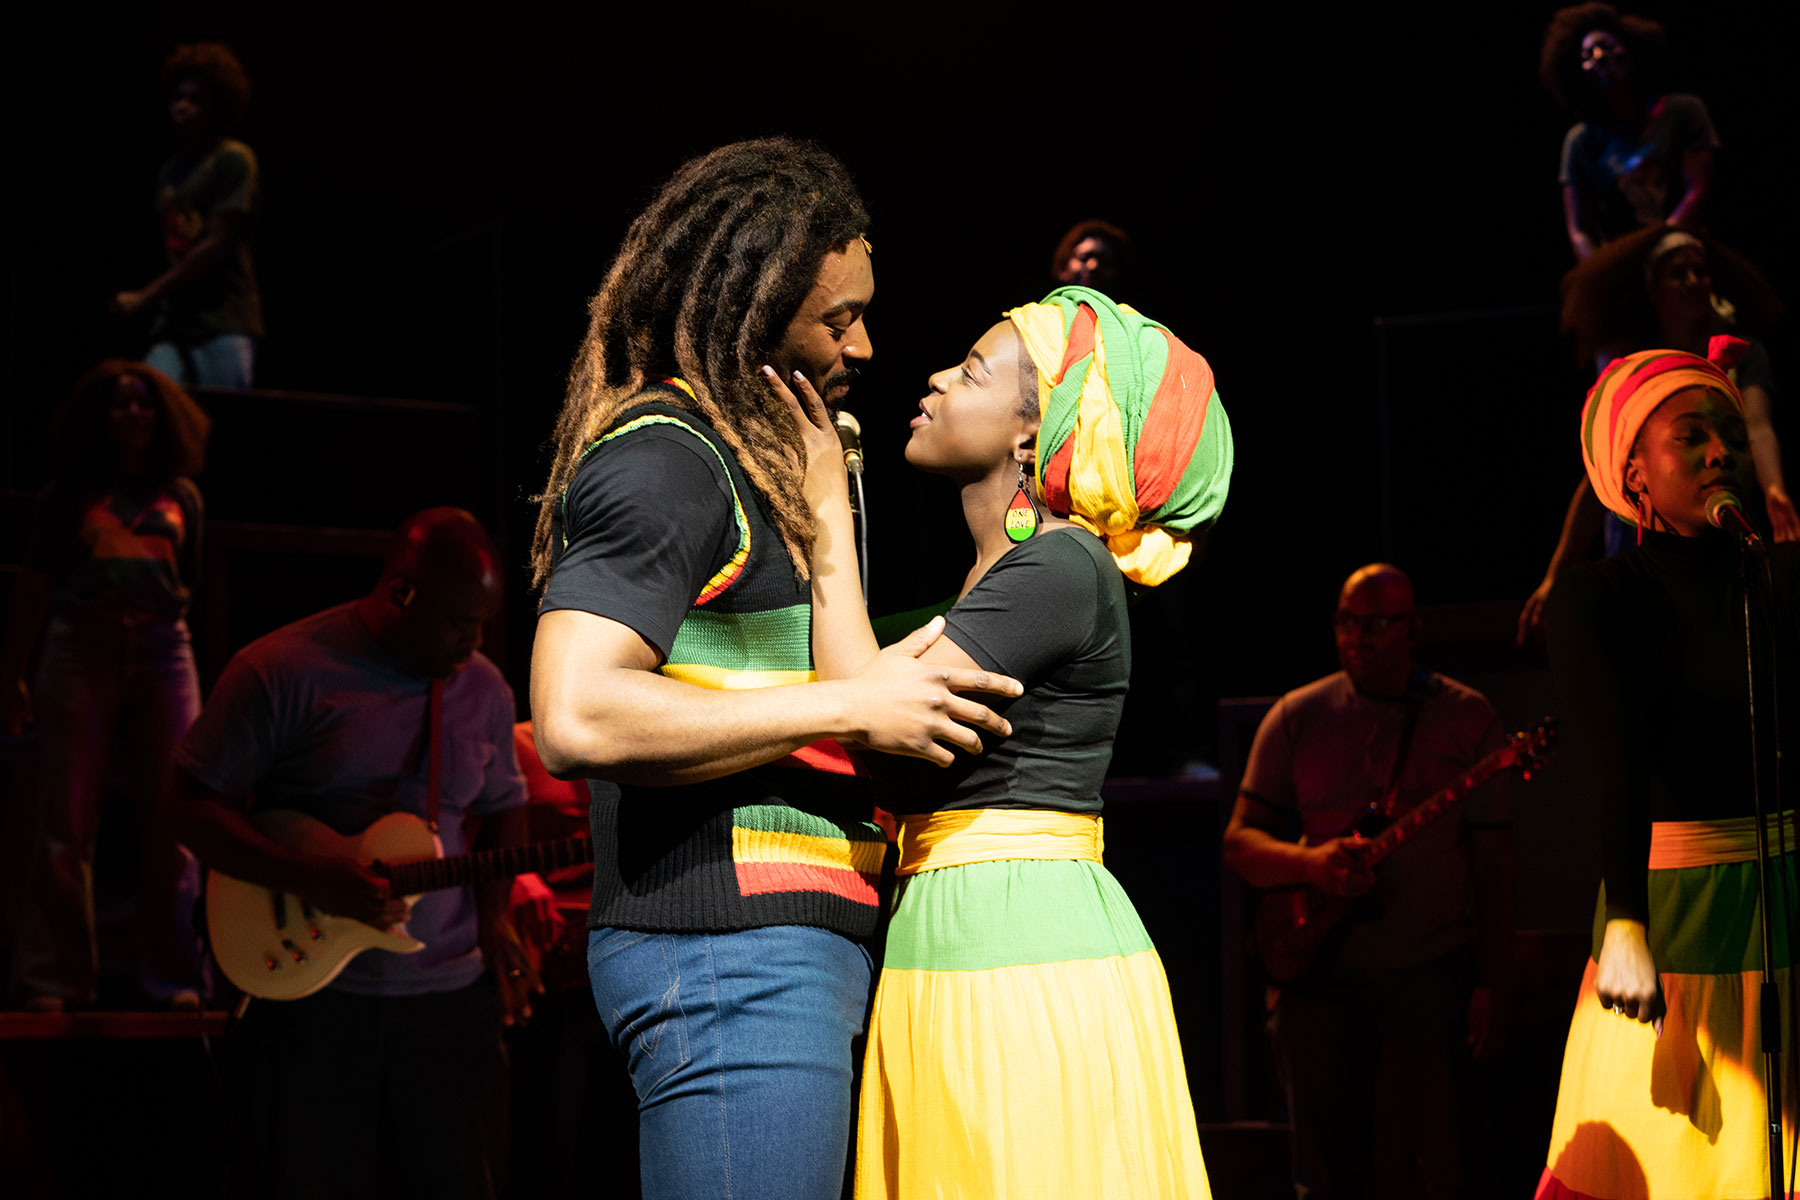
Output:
[1223, 563, 1517, 1200]
[168, 508, 531, 1199]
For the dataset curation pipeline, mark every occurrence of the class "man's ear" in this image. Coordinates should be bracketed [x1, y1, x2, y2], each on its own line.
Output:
[390, 577, 417, 609]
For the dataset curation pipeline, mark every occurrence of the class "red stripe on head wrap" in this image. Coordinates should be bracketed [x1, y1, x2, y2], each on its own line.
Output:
[1054, 304, 1097, 385]
[1131, 330, 1213, 513]
[1605, 352, 1731, 446]
[1042, 438, 1076, 516]
[1709, 334, 1750, 373]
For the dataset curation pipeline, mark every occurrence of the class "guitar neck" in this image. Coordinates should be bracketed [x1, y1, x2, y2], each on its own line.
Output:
[384, 836, 593, 895]
[1360, 749, 1517, 868]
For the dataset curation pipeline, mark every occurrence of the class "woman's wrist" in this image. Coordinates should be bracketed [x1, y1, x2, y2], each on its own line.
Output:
[1602, 916, 1649, 944]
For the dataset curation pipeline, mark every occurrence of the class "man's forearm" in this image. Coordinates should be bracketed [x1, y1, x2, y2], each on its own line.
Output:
[535, 666, 854, 785]
[1222, 822, 1314, 889]
[170, 773, 323, 894]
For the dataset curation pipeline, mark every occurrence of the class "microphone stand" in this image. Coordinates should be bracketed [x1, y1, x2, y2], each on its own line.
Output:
[1736, 536, 1788, 1200]
[848, 459, 869, 605]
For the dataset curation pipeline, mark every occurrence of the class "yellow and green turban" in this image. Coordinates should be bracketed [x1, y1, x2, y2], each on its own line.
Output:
[1006, 286, 1233, 587]
[1580, 335, 1748, 524]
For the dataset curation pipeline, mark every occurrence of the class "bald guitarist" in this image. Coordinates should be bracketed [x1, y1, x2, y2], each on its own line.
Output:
[170, 508, 530, 1200]
[1223, 563, 1517, 1200]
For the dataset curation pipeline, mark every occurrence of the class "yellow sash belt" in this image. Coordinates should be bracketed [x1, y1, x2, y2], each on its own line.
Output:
[1646, 810, 1799, 870]
[896, 809, 1103, 876]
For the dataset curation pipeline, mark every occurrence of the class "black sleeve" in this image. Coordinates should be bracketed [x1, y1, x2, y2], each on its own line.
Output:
[1545, 563, 1651, 921]
[943, 533, 1102, 685]
[538, 426, 740, 662]
[1667, 93, 1720, 152]
[1737, 340, 1775, 396]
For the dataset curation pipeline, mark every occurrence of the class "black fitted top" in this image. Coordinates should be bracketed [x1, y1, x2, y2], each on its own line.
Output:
[1546, 528, 1800, 920]
[877, 529, 1129, 815]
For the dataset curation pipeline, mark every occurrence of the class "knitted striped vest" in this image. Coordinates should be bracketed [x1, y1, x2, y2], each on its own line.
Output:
[566, 388, 885, 939]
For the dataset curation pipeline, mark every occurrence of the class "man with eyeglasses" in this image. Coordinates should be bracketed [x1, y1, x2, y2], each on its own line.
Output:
[1223, 563, 1517, 1199]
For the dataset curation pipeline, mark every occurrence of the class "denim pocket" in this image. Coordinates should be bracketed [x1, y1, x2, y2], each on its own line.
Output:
[588, 927, 651, 967]
[588, 929, 691, 1100]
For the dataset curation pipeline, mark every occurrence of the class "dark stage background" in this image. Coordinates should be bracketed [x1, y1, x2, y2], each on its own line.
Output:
[4, 1, 1800, 1192]
[6, 0, 1797, 720]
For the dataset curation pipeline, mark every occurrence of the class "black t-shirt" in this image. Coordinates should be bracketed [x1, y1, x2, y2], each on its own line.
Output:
[1547, 529, 1800, 920]
[880, 528, 1129, 814]
[539, 409, 741, 660]
[540, 390, 883, 939]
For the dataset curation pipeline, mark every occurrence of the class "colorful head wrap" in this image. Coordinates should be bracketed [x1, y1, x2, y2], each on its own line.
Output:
[1006, 286, 1233, 586]
[1580, 334, 1748, 524]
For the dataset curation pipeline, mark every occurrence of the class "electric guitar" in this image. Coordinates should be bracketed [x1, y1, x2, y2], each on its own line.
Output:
[206, 810, 594, 1000]
[1252, 720, 1556, 983]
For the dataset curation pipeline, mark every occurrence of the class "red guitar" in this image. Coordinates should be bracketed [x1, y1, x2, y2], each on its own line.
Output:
[1253, 721, 1556, 983]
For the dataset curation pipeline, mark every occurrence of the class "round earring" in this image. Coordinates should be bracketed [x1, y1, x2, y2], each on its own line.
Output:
[1004, 463, 1040, 543]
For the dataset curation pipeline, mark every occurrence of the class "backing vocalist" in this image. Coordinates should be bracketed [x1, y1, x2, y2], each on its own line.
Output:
[1538, 337, 1800, 1199]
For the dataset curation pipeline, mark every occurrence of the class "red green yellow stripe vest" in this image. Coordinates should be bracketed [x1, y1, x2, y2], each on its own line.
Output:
[569, 384, 886, 937]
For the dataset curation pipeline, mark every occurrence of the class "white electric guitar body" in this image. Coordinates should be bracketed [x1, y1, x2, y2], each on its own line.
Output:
[206, 809, 593, 1001]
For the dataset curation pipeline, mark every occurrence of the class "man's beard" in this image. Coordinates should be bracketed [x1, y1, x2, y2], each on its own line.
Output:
[819, 366, 861, 412]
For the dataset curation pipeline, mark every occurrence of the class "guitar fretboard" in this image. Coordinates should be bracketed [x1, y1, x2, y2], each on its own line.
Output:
[382, 836, 594, 895]
[1360, 724, 1554, 867]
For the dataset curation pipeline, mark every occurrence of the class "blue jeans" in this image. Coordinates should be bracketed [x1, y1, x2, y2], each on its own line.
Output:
[12, 613, 205, 1003]
[146, 333, 255, 389]
[589, 924, 874, 1200]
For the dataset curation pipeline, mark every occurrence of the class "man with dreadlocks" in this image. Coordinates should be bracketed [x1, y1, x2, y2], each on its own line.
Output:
[529, 138, 1022, 1199]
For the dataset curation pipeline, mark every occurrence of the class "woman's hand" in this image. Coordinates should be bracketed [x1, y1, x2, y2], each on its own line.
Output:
[1595, 917, 1664, 1035]
[1517, 575, 1555, 647]
[1467, 984, 1507, 1062]
[1765, 485, 1800, 543]
[762, 365, 850, 515]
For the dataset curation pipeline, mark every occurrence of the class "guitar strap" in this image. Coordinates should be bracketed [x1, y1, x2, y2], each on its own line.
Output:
[426, 677, 443, 834]
[1376, 671, 1433, 818]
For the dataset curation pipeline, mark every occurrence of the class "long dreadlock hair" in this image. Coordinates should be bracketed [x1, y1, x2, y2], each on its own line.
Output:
[531, 138, 869, 590]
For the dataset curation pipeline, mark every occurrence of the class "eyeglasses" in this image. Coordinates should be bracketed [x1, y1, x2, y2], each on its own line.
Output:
[1331, 611, 1414, 636]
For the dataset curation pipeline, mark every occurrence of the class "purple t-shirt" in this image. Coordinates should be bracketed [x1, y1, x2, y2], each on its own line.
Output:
[1239, 671, 1512, 971]
[176, 603, 526, 997]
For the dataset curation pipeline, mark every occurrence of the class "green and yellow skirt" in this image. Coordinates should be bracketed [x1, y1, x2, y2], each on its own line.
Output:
[854, 809, 1210, 1199]
[1538, 812, 1800, 1200]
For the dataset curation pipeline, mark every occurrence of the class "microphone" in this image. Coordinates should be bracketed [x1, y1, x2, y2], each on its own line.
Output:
[835, 410, 864, 476]
[1706, 490, 1765, 551]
